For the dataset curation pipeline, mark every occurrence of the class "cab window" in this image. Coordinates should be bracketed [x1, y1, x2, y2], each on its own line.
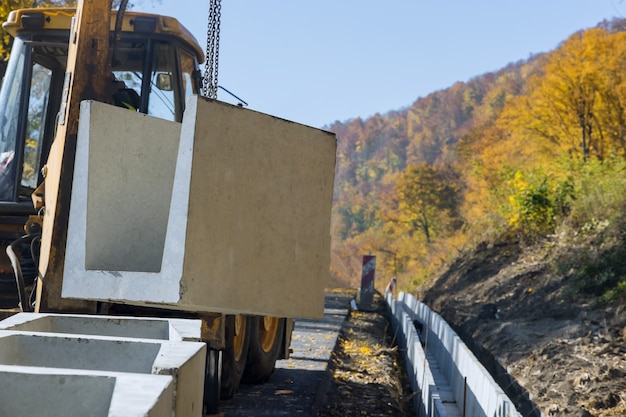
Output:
[22, 62, 53, 190]
[148, 42, 177, 121]
[111, 41, 146, 112]
[179, 48, 198, 105]
[0, 38, 62, 201]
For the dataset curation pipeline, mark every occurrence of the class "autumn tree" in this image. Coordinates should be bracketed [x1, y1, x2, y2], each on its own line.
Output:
[328, 19, 626, 291]
[389, 163, 461, 243]
[500, 28, 626, 162]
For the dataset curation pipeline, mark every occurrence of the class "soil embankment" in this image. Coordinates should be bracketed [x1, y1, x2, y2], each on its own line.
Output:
[422, 236, 626, 417]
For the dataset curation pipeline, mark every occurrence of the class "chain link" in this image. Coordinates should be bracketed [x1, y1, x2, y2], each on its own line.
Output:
[203, 0, 221, 99]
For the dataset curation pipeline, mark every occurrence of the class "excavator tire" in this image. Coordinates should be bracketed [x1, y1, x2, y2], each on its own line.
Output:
[242, 316, 285, 383]
[220, 314, 250, 399]
[203, 348, 222, 414]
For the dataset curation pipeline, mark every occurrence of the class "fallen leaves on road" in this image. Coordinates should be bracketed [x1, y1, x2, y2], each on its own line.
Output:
[316, 291, 415, 417]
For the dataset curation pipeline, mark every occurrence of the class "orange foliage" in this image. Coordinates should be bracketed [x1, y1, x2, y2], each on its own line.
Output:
[329, 19, 626, 291]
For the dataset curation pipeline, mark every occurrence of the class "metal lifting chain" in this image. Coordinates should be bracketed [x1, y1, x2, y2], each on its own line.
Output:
[203, 0, 221, 99]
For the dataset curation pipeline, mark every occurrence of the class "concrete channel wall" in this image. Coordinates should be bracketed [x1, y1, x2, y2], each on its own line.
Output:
[386, 292, 521, 417]
[0, 313, 206, 417]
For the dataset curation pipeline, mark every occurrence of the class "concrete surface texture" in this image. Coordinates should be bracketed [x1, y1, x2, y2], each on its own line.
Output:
[63, 98, 336, 319]
[387, 292, 454, 417]
[0, 365, 174, 417]
[387, 292, 521, 417]
[0, 312, 201, 341]
[0, 315, 206, 417]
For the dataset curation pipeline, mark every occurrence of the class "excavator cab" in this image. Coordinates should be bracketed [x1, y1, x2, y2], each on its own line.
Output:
[0, 8, 204, 311]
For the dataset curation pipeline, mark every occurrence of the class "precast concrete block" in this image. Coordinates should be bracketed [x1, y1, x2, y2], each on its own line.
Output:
[0, 365, 174, 417]
[474, 373, 490, 414]
[408, 342, 419, 390]
[0, 312, 201, 341]
[482, 379, 497, 417]
[0, 332, 205, 417]
[430, 388, 443, 417]
[63, 98, 336, 319]
[402, 314, 413, 346]
[391, 294, 523, 417]
[466, 400, 484, 417]
[407, 328, 423, 384]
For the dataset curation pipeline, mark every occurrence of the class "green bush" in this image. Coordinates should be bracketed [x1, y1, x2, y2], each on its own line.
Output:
[506, 171, 575, 237]
[599, 280, 626, 304]
[570, 245, 626, 302]
[565, 154, 626, 226]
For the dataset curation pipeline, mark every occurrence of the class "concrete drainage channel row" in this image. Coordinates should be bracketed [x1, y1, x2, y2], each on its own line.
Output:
[386, 292, 522, 417]
[0, 313, 206, 417]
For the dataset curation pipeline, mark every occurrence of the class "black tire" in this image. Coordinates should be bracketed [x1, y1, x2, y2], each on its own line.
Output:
[203, 348, 222, 415]
[220, 315, 250, 399]
[242, 316, 285, 383]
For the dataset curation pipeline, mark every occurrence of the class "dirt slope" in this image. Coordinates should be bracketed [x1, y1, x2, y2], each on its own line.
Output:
[421, 232, 626, 417]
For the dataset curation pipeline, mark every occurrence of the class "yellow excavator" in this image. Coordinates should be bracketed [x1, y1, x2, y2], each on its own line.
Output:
[0, 0, 336, 414]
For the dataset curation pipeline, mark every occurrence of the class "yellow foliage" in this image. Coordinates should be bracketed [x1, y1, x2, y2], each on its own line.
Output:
[341, 338, 376, 358]
[506, 171, 528, 226]
[330, 21, 626, 295]
[501, 28, 626, 161]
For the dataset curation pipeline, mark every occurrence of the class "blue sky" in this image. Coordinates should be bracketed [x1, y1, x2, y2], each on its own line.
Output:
[142, 1, 622, 129]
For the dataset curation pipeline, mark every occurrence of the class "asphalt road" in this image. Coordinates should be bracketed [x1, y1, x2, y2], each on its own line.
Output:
[219, 292, 351, 416]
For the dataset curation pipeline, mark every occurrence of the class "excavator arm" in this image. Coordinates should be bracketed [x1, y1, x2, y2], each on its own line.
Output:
[35, 0, 114, 313]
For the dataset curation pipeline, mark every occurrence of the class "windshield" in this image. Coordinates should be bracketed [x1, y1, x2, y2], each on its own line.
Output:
[0, 34, 200, 202]
[112, 41, 188, 122]
[23, 62, 52, 189]
[0, 37, 63, 202]
[0, 38, 26, 200]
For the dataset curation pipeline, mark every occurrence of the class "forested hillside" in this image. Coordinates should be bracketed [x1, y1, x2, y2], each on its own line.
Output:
[328, 18, 626, 304]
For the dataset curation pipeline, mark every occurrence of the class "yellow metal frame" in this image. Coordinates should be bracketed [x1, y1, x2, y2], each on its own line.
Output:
[3, 7, 204, 63]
